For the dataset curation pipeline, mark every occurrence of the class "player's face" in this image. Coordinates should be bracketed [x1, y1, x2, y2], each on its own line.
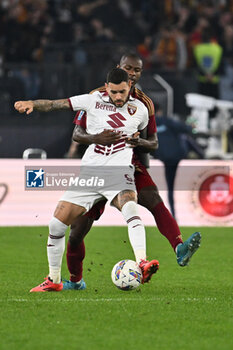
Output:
[105, 81, 131, 107]
[119, 57, 143, 87]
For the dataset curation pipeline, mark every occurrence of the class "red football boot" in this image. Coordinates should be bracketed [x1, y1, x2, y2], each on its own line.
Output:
[30, 277, 63, 292]
[139, 259, 159, 283]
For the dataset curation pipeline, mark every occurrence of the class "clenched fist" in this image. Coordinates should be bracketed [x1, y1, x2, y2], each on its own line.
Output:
[14, 101, 34, 115]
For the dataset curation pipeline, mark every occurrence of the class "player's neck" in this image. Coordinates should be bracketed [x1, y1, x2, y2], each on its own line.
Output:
[130, 86, 136, 95]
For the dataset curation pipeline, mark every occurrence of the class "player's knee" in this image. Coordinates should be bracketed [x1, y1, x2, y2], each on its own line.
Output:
[68, 215, 94, 247]
[49, 217, 68, 237]
[114, 190, 137, 210]
[69, 226, 85, 247]
[121, 201, 139, 218]
[138, 186, 163, 210]
[71, 216, 93, 237]
[68, 233, 83, 248]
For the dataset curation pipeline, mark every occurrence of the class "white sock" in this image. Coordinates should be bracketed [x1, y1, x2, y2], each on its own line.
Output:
[121, 201, 146, 264]
[49, 267, 62, 284]
[47, 217, 68, 283]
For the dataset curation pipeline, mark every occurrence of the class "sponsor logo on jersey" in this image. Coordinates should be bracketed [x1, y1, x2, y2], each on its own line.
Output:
[106, 112, 126, 128]
[127, 104, 137, 115]
[95, 102, 116, 112]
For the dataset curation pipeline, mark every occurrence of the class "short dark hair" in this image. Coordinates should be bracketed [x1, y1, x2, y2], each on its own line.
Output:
[106, 68, 129, 84]
[119, 51, 142, 66]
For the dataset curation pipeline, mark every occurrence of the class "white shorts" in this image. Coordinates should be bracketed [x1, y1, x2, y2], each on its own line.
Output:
[59, 165, 136, 211]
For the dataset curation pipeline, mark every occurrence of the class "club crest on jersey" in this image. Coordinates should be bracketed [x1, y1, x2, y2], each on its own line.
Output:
[127, 104, 137, 115]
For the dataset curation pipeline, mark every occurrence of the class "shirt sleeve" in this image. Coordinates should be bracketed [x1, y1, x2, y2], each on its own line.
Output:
[73, 111, 87, 129]
[137, 92, 157, 136]
[147, 113, 157, 136]
[138, 110, 149, 130]
[68, 94, 92, 111]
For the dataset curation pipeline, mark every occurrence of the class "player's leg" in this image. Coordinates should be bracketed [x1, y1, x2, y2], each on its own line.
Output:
[164, 162, 179, 218]
[135, 166, 184, 250]
[112, 190, 159, 283]
[30, 200, 86, 292]
[63, 199, 107, 290]
[135, 165, 201, 265]
[63, 216, 93, 290]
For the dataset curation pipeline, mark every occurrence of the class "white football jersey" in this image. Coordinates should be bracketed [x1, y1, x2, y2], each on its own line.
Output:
[69, 91, 149, 166]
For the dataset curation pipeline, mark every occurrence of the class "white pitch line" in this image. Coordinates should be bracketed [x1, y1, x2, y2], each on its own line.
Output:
[0, 297, 219, 303]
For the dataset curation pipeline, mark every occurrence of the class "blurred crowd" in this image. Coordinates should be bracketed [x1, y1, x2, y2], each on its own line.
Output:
[0, 0, 233, 71]
[1, 0, 233, 106]
[1, 0, 233, 161]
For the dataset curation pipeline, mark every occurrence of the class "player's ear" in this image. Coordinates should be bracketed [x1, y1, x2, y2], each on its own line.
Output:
[116, 64, 120, 68]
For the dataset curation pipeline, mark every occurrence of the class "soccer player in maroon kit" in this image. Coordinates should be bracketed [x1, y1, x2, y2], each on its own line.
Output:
[63, 52, 201, 290]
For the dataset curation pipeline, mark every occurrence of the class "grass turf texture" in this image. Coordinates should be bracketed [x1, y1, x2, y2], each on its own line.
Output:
[0, 226, 232, 350]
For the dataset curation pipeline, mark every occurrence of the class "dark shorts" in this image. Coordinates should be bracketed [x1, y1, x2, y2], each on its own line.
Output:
[84, 198, 107, 221]
[85, 162, 157, 221]
[134, 162, 157, 193]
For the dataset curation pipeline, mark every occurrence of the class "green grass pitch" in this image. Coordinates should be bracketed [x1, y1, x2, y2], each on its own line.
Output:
[0, 226, 232, 350]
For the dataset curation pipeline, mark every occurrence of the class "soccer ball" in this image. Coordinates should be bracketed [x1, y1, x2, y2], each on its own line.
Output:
[111, 259, 142, 290]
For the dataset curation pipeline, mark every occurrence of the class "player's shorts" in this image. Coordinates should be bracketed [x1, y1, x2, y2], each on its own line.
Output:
[59, 165, 136, 212]
[83, 161, 157, 221]
[134, 162, 157, 193]
[84, 198, 107, 220]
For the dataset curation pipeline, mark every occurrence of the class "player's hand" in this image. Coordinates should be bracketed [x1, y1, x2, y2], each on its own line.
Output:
[94, 129, 123, 146]
[126, 132, 140, 148]
[14, 101, 34, 115]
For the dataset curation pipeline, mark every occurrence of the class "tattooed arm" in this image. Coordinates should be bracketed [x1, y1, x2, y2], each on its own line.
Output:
[14, 99, 70, 115]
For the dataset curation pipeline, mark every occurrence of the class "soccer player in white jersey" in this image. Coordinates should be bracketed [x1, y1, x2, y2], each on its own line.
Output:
[14, 68, 159, 292]
[64, 53, 201, 291]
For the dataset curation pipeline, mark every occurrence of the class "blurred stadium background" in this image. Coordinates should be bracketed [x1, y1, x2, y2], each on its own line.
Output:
[1, 0, 233, 158]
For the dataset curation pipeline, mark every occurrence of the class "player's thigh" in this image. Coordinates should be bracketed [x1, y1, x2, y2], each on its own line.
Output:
[69, 199, 107, 243]
[134, 164, 163, 210]
[70, 215, 94, 243]
[112, 189, 137, 210]
[59, 190, 102, 224]
[53, 200, 86, 225]
[138, 185, 163, 210]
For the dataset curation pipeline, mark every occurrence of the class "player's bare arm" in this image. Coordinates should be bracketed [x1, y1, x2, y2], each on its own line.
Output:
[126, 131, 158, 151]
[14, 99, 70, 115]
[72, 125, 123, 146]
